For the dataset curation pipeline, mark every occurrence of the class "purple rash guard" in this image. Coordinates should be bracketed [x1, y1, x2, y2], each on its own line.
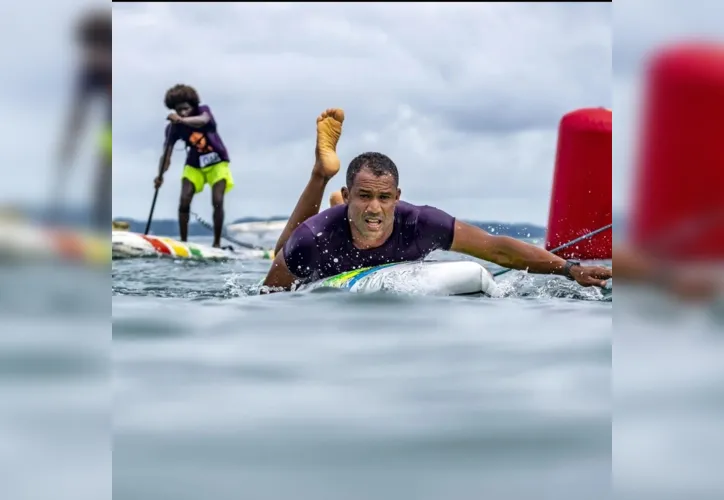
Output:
[164, 105, 230, 168]
[283, 201, 456, 282]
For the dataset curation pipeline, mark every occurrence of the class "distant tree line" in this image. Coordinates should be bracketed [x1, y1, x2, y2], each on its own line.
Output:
[19, 203, 625, 240]
[113, 216, 549, 239]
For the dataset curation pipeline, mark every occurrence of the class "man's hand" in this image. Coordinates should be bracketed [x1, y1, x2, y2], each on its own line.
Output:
[614, 244, 721, 303]
[569, 264, 612, 288]
[450, 222, 612, 287]
[154, 176, 164, 189]
[167, 113, 183, 124]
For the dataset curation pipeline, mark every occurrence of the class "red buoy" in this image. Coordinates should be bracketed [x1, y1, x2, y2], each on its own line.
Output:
[630, 42, 724, 260]
[545, 107, 612, 260]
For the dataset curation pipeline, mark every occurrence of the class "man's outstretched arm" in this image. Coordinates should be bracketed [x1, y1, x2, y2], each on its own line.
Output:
[153, 125, 177, 188]
[274, 173, 330, 256]
[450, 221, 612, 287]
[613, 244, 720, 301]
[263, 224, 319, 292]
[178, 110, 211, 128]
[262, 250, 299, 292]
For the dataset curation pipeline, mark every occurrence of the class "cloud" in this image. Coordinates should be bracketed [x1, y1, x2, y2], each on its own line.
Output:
[0, 0, 108, 211]
[2, 2, 612, 224]
[612, 0, 724, 214]
[613, 0, 724, 77]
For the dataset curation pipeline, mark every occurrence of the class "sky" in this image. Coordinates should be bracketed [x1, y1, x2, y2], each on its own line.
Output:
[6, 2, 613, 224]
[3, 1, 723, 224]
[107, 2, 613, 224]
[612, 0, 724, 220]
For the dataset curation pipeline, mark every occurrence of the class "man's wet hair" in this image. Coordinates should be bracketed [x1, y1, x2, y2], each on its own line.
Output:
[76, 9, 111, 49]
[346, 152, 400, 188]
[164, 84, 201, 110]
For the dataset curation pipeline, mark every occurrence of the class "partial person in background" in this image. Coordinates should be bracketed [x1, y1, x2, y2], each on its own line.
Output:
[58, 8, 111, 230]
[329, 189, 344, 207]
[154, 85, 234, 247]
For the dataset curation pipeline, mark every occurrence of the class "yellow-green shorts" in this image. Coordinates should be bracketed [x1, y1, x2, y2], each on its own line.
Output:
[182, 161, 234, 194]
[100, 125, 111, 162]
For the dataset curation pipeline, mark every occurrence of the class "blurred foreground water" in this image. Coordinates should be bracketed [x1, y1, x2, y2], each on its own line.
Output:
[0, 264, 109, 500]
[3, 237, 723, 500]
[111, 250, 611, 500]
[614, 285, 724, 500]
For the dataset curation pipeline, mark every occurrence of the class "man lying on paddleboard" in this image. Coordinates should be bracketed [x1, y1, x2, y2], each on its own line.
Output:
[154, 85, 234, 248]
[263, 108, 612, 291]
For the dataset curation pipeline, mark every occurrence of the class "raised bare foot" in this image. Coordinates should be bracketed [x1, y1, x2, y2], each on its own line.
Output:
[313, 108, 344, 180]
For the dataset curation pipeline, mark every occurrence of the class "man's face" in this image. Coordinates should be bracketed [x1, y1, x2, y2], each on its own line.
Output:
[175, 102, 194, 117]
[342, 168, 401, 241]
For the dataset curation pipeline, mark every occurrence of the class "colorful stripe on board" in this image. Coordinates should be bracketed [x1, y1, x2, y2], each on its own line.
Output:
[321, 262, 400, 289]
[159, 237, 190, 258]
[51, 230, 86, 260]
[118, 232, 272, 261]
[140, 235, 171, 255]
[322, 266, 369, 288]
[346, 262, 400, 288]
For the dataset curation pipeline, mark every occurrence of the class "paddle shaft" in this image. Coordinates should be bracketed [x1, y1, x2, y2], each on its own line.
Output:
[145, 124, 177, 236]
[492, 223, 613, 278]
[143, 187, 160, 235]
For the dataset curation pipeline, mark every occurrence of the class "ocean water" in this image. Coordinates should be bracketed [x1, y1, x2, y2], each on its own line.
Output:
[614, 287, 724, 500]
[8, 235, 723, 500]
[3, 233, 627, 500]
[109, 236, 612, 500]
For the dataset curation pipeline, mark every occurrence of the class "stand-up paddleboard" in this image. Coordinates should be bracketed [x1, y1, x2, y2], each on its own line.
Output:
[297, 260, 500, 297]
[0, 219, 108, 266]
[112, 231, 274, 261]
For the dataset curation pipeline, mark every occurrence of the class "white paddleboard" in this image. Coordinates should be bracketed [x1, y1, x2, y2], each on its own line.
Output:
[112, 231, 273, 260]
[0, 219, 108, 265]
[297, 260, 500, 297]
[226, 219, 288, 234]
